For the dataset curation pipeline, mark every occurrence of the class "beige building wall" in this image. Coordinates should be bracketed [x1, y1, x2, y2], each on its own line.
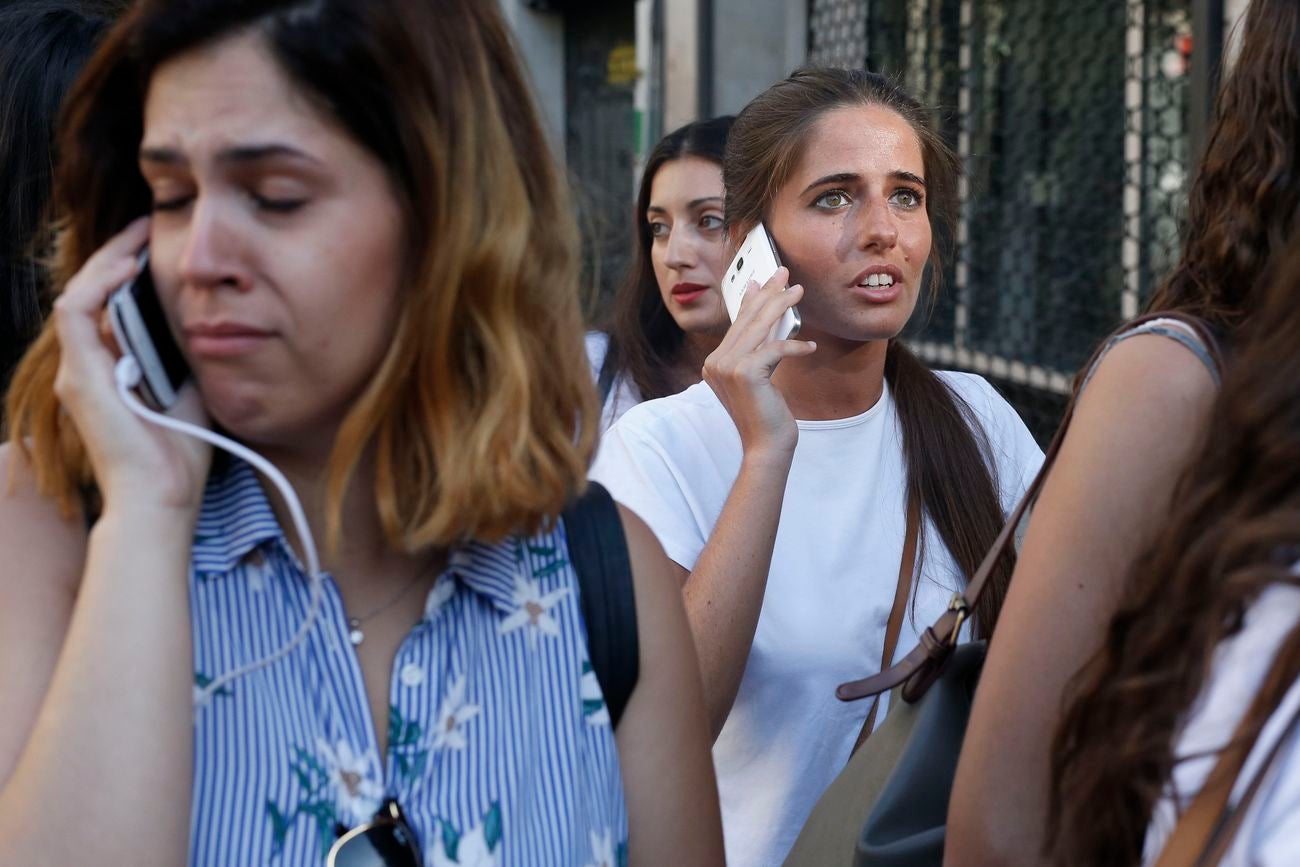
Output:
[662, 0, 701, 132]
[1224, 0, 1251, 67]
[497, 0, 567, 161]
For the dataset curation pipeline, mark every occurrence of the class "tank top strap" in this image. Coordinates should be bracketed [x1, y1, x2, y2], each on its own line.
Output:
[1079, 316, 1222, 394]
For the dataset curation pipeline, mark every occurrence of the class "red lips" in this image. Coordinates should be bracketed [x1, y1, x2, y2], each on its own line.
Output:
[671, 282, 709, 305]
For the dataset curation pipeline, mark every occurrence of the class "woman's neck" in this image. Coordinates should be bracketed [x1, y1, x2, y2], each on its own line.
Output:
[772, 333, 889, 421]
[670, 329, 721, 391]
[256, 441, 429, 583]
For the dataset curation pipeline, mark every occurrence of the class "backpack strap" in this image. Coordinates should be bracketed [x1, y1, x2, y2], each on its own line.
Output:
[837, 312, 1225, 704]
[563, 481, 640, 730]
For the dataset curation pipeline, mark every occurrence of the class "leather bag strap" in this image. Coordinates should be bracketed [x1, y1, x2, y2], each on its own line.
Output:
[837, 312, 1224, 704]
[851, 493, 921, 754]
[1154, 620, 1300, 867]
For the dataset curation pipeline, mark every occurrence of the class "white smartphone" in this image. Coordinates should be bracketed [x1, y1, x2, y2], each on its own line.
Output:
[721, 222, 800, 340]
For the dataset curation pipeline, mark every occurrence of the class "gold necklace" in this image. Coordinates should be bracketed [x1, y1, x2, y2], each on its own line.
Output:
[346, 571, 430, 647]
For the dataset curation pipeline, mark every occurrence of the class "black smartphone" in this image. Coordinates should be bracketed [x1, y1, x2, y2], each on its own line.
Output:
[107, 249, 190, 410]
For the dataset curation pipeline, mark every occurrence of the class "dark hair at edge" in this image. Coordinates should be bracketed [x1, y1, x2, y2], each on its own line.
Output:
[1046, 3, 1300, 859]
[1145, 0, 1300, 334]
[601, 114, 735, 401]
[0, 0, 114, 420]
[1046, 229, 1300, 866]
[725, 66, 1012, 633]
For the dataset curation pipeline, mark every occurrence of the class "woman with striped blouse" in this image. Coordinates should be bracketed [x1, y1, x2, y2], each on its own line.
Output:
[0, 1, 722, 864]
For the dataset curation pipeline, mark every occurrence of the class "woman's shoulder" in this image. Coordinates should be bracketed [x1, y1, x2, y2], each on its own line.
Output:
[932, 371, 1032, 442]
[1071, 331, 1219, 436]
[605, 382, 728, 443]
[1086, 317, 1222, 390]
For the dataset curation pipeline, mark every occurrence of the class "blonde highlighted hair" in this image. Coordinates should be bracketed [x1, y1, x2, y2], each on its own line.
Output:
[5, 0, 598, 549]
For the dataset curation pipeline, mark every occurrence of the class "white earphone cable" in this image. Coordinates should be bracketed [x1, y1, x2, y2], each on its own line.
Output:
[113, 356, 326, 710]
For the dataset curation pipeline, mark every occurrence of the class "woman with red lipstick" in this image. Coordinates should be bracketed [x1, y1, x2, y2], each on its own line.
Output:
[591, 68, 1043, 867]
[589, 116, 734, 431]
[0, 1, 722, 864]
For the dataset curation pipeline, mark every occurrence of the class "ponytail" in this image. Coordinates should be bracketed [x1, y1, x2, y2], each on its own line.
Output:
[886, 341, 1015, 634]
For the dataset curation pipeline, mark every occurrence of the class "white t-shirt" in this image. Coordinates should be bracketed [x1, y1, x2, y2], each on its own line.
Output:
[589, 371, 1044, 867]
[585, 331, 643, 432]
[1144, 581, 1300, 865]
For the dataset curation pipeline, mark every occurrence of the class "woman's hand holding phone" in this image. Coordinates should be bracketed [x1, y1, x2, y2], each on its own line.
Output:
[51, 217, 212, 513]
[702, 266, 816, 460]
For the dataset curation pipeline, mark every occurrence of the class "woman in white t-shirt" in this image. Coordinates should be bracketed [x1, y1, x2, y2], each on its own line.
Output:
[1047, 240, 1300, 866]
[588, 116, 734, 430]
[591, 69, 1043, 867]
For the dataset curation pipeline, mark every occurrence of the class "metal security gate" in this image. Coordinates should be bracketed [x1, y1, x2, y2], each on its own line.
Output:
[809, 0, 1213, 443]
[565, 1, 638, 309]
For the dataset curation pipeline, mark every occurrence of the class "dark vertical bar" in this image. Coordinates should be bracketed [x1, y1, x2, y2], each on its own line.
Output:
[806, 0, 815, 60]
[698, 0, 714, 118]
[1189, 0, 1224, 168]
[651, 0, 665, 144]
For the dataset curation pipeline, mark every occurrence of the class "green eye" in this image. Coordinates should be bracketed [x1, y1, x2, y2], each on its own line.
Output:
[814, 190, 851, 210]
[890, 188, 923, 209]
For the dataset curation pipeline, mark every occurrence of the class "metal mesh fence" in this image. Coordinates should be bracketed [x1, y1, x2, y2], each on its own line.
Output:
[808, 0, 1202, 444]
[565, 5, 638, 311]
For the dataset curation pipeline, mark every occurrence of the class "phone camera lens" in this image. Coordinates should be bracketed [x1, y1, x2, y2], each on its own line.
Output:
[737, 257, 744, 270]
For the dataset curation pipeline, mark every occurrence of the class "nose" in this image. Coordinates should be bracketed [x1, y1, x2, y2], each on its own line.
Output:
[857, 199, 899, 251]
[663, 225, 697, 272]
[176, 198, 251, 292]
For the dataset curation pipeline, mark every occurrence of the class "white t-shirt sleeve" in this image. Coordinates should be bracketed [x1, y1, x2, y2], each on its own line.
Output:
[939, 371, 1045, 512]
[585, 330, 644, 432]
[584, 330, 609, 377]
[590, 415, 709, 571]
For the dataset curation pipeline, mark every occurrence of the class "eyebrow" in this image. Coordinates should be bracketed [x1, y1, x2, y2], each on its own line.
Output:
[138, 143, 323, 167]
[800, 170, 927, 196]
[647, 196, 724, 214]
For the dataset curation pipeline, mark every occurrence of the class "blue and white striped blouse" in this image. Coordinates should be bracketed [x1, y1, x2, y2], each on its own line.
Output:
[186, 458, 628, 865]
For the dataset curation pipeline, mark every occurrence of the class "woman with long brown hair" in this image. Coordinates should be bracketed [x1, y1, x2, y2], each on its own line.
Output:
[591, 68, 1042, 866]
[948, 1, 1300, 860]
[1047, 232, 1300, 865]
[0, 0, 722, 863]
[589, 115, 734, 430]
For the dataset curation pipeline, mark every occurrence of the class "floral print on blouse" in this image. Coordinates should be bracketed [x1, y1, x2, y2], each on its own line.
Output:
[187, 459, 628, 865]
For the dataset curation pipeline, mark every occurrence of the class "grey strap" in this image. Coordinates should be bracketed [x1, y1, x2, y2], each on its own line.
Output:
[1080, 317, 1221, 392]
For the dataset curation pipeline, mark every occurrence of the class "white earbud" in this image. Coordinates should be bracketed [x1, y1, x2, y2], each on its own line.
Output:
[114, 355, 143, 390]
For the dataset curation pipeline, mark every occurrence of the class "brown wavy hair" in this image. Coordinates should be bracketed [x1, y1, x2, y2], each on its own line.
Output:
[724, 67, 1013, 632]
[4, 0, 598, 550]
